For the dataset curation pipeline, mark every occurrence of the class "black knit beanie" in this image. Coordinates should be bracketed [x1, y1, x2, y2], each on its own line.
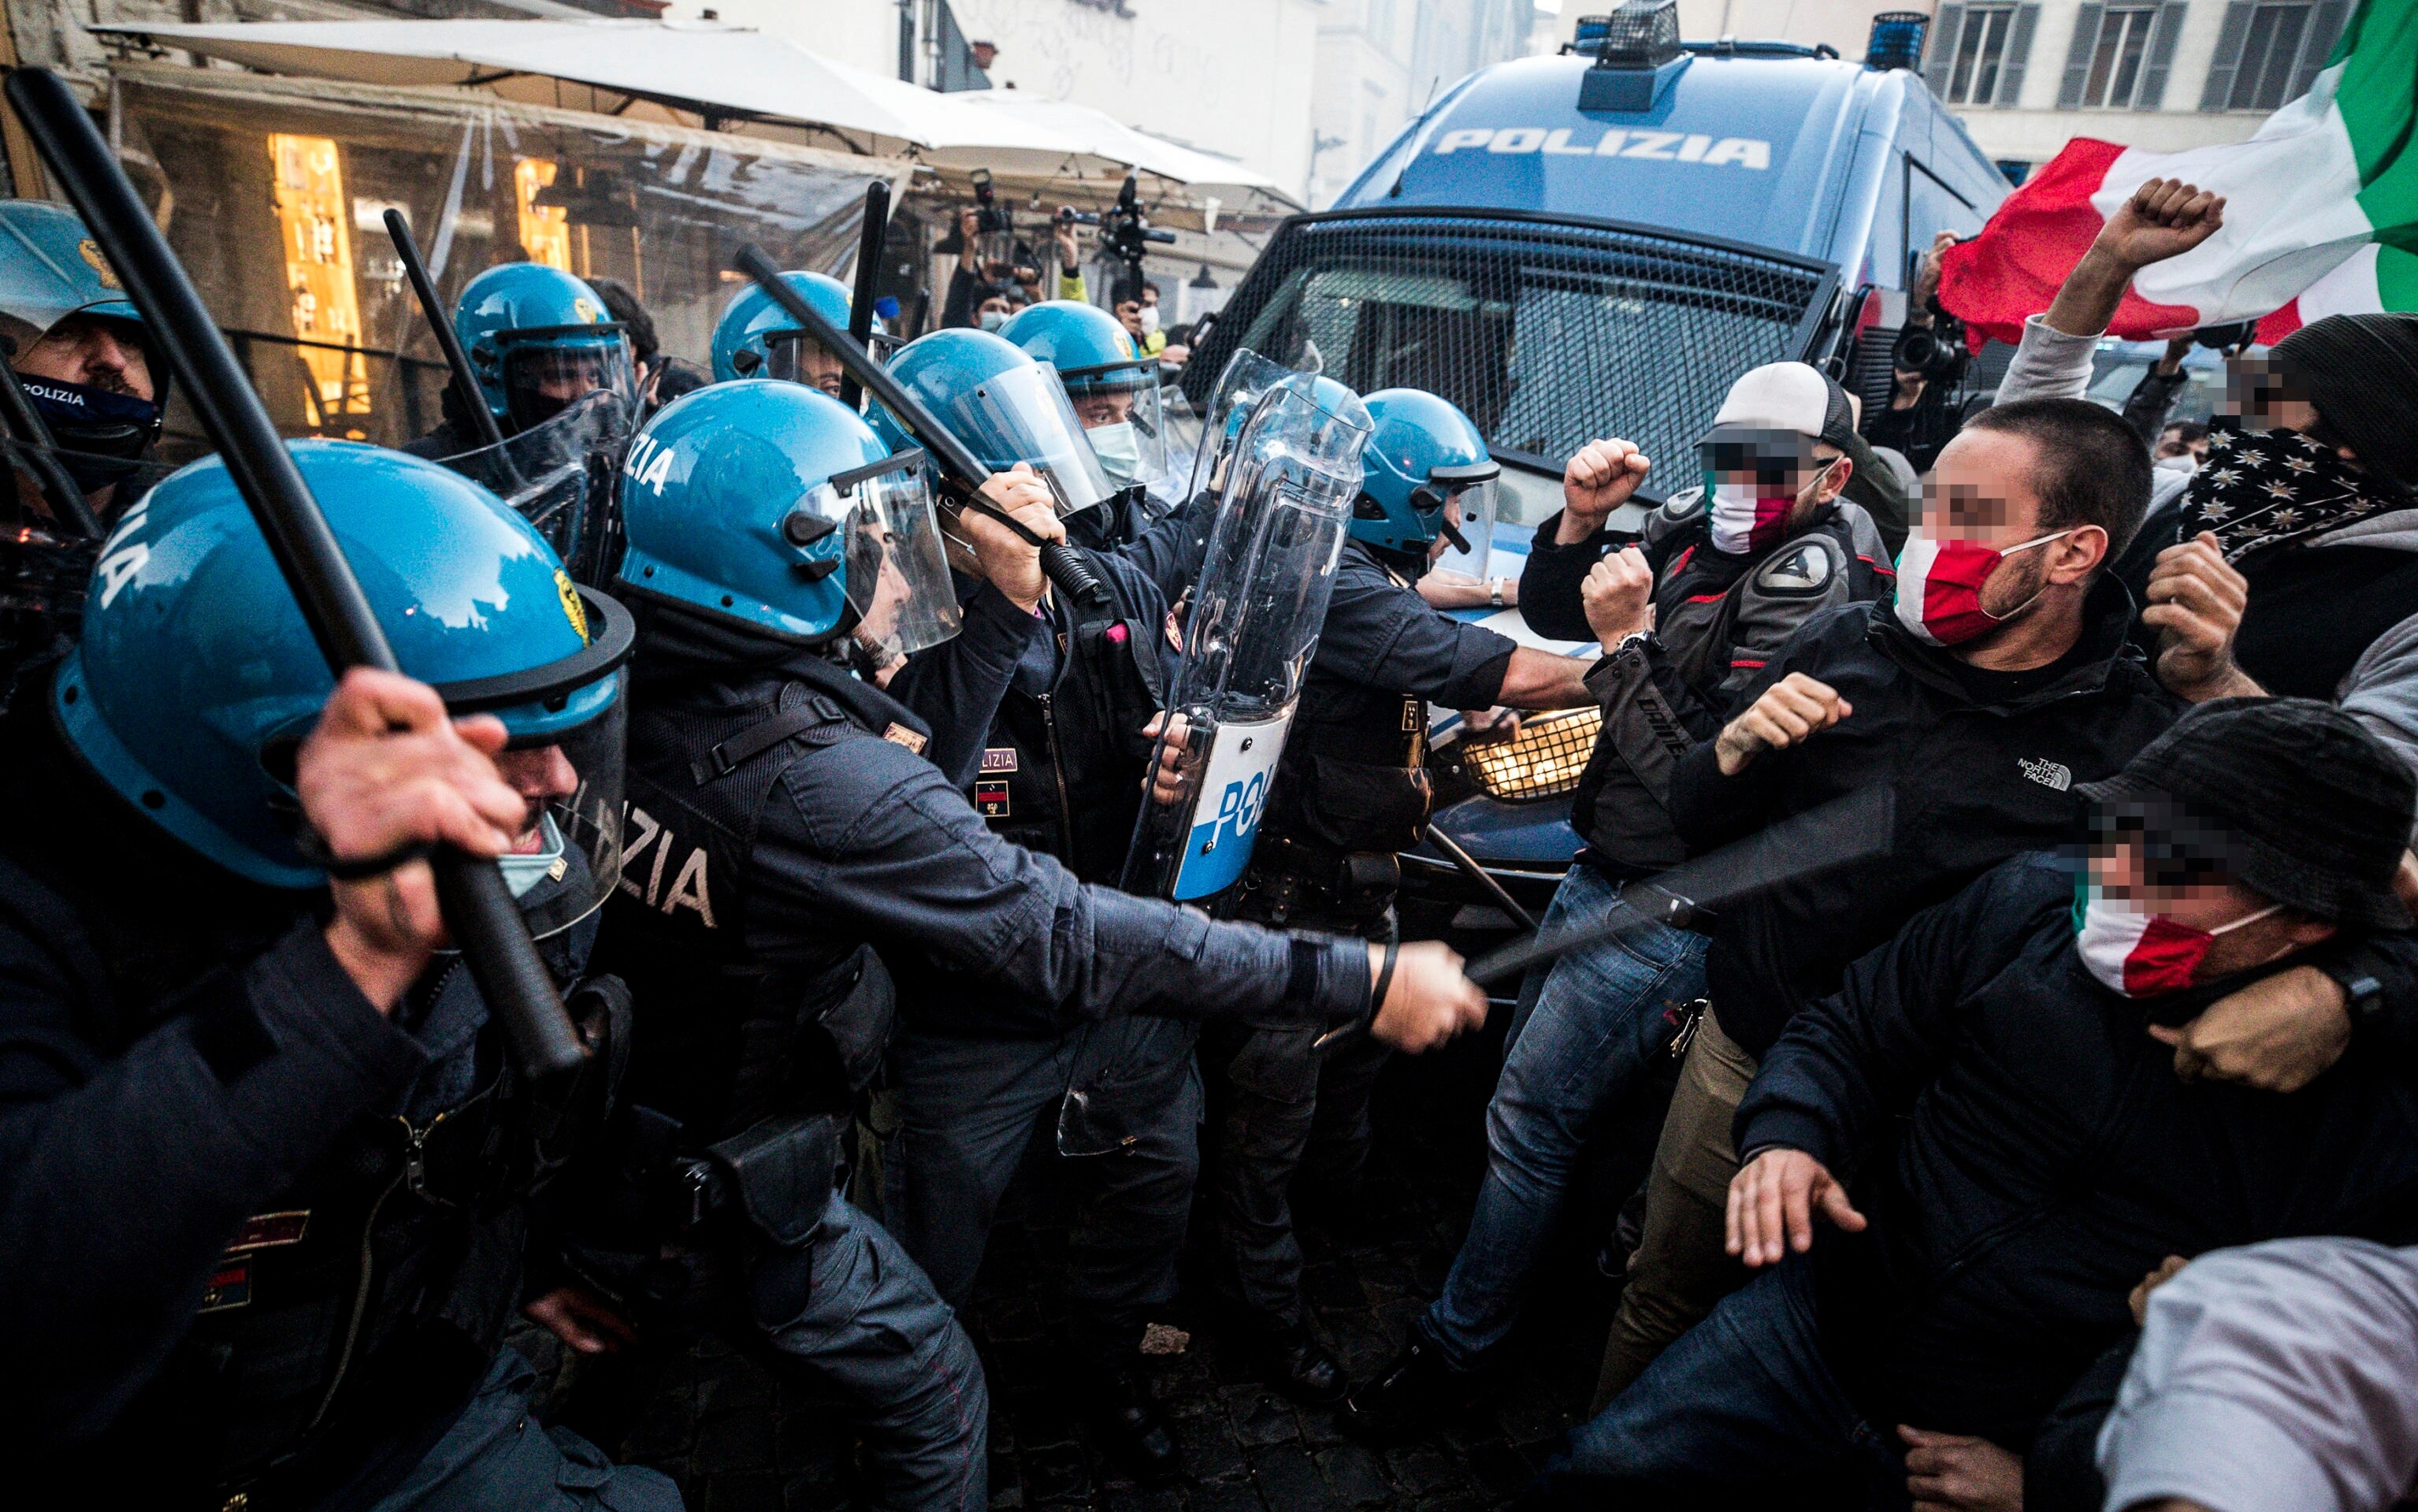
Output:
[2271, 313, 2418, 485]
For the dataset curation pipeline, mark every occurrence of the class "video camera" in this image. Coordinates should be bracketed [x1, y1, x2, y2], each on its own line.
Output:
[1067, 173, 1176, 306]
[968, 166, 1012, 237]
[1891, 296, 1971, 386]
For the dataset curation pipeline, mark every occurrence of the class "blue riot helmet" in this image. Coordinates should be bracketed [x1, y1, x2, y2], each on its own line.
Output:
[710, 269, 872, 396]
[455, 262, 638, 434]
[1352, 388, 1500, 572]
[0, 199, 168, 493]
[998, 300, 1168, 490]
[618, 380, 961, 656]
[57, 442, 635, 940]
[869, 327, 1115, 518]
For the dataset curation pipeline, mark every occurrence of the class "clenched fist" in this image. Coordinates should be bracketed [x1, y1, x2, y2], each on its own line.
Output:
[1714, 672, 1852, 775]
[1582, 546, 1655, 649]
[1558, 438, 1651, 544]
[960, 463, 1065, 611]
[1366, 941, 1488, 1053]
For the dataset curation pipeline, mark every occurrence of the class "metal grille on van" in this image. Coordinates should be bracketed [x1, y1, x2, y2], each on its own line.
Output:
[1186, 209, 1838, 491]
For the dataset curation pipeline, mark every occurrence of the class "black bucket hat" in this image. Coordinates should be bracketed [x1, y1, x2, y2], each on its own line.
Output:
[2077, 697, 2415, 929]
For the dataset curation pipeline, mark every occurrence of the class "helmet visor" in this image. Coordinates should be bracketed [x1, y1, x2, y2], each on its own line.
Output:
[433, 585, 635, 943]
[436, 389, 630, 587]
[814, 451, 962, 658]
[1428, 472, 1499, 584]
[764, 329, 850, 399]
[501, 332, 638, 433]
[1066, 367, 1170, 490]
[940, 361, 1114, 517]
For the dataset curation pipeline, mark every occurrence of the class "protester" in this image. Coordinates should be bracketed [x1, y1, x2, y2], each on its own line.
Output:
[2157, 418, 2209, 470]
[1527, 698, 2418, 1509]
[1588, 394, 2256, 1405]
[1343, 365, 1895, 1436]
[2098, 1239, 2418, 1512]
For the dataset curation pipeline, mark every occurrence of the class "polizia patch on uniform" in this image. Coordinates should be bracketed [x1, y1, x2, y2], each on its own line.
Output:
[980, 748, 1018, 774]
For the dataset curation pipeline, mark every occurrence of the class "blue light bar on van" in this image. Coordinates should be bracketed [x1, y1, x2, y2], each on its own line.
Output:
[1580, 0, 1684, 110]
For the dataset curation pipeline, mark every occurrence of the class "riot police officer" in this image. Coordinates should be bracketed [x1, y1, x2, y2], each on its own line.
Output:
[0, 442, 675, 1510]
[997, 299, 1168, 549]
[1207, 388, 1595, 1396]
[404, 262, 638, 458]
[867, 328, 1206, 1476]
[708, 268, 860, 399]
[0, 199, 167, 525]
[592, 378, 1487, 1501]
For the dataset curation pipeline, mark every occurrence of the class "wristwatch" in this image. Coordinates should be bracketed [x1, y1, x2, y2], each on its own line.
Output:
[2320, 946, 2390, 1031]
[1488, 576, 1506, 608]
[1613, 629, 1655, 659]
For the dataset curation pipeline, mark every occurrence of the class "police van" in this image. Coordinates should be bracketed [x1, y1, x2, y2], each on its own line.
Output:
[1182, 3, 2008, 937]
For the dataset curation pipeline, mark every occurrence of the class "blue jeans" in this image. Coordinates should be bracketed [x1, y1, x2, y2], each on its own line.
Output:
[1418, 861, 1710, 1369]
[1526, 1260, 1906, 1510]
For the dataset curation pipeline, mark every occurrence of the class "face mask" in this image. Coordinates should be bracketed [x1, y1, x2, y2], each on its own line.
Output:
[2154, 453, 2198, 474]
[1088, 420, 1141, 485]
[495, 812, 566, 900]
[2073, 885, 2284, 997]
[1139, 303, 1162, 336]
[21, 375, 159, 489]
[1892, 526, 2071, 647]
[979, 310, 1008, 333]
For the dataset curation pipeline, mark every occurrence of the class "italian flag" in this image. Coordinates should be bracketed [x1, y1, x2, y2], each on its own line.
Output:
[1938, 0, 2418, 347]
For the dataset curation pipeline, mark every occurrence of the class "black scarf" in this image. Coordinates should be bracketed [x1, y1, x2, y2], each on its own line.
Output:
[2181, 426, 2405, 563]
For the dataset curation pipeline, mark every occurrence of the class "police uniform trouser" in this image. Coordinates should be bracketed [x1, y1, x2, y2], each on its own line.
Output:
[367, 1347, 683, 1512]
[1592, 1005, 1759, 1410]
[884, 1014, 1202, 1354]
[585, 1190, 989, 1512]
[1205, 909, 1393, 1333]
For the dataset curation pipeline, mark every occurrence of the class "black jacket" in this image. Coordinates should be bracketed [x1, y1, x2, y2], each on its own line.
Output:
[605, 607, 1371, 1051]
[1672, 581, 2181, 1057]
[1736, 853, 2418, 1449]
[1522, 495, 1893, 877]
[0, 689, 566, 1504]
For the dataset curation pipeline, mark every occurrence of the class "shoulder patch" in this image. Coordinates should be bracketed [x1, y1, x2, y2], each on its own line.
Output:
[1644, 487, 1706, 548]
[1751, 537, 1841, 597]
[882, 723, 928, 755]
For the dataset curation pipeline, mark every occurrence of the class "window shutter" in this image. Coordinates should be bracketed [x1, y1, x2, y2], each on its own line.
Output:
[2201, 1, 2255, 110]
[2136, 1, 2188, 109]
[1996, 3, 2043, 106]
[2292, 0, 2352, 99]
[2059, 3, 2106, 107]
[1925, 5, 1965, 97]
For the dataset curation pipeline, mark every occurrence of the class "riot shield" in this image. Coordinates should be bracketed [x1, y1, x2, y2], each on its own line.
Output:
[1120, 373, 1372, 904]
[436, 388, 632, 587]
[1182, 347, 1311, 506]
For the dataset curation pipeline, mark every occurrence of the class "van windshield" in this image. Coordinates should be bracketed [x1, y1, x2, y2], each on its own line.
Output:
[1202, 214, 1833, 518]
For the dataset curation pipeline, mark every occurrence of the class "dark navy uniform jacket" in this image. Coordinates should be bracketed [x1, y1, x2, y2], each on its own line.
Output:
[1261, 539, 1518, 860]
[607, 607, 1372, 1065]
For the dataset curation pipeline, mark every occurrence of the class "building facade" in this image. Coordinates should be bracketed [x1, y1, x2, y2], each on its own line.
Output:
[1548, 0, 2320, 173]
[1308, 0, 1542, 207]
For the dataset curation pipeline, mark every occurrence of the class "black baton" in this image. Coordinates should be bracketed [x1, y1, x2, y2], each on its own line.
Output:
[7, 68, 586, 1078]
[731, 243, 1109, 608]
[838, 180, 889, 411]
[383, 208, 508, 453]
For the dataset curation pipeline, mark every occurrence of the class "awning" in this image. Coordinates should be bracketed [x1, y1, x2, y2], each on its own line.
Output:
[89, 17, 1098, 170]
[946, 94, 1291, 200]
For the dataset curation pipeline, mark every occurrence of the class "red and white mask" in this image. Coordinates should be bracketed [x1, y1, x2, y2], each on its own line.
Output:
[2073, 889, 2283, 997]
[1892, 527, 2071, 647]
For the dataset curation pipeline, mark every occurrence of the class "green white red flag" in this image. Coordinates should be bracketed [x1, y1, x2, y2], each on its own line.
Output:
[1938, 0, 2418, 345]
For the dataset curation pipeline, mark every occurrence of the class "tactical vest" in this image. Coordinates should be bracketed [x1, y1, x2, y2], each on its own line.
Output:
[602, 660, 903, 1148]
[0, 741, 621, 1510]
[975, 546, 1167, 884]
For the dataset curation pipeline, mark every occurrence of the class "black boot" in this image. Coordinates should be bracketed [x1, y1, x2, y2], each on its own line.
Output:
[1083, 1365, 1183, 1483]
[1337, 1335, 1481, 1440]
[1245, 1320, 1349, 1406]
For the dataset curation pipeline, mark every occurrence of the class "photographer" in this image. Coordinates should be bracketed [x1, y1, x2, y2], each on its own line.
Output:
[941, 206, 1021, 332]
[1863, 232, 1967, 474]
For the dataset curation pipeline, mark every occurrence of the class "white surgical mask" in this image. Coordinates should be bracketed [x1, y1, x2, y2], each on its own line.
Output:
[2155, 453, 2199, 474]
[1088, 420, 1141, 485]
[1138, 303, 1162, 336]
[979, 310, 1008, 333]
[496, 812, 568, 900]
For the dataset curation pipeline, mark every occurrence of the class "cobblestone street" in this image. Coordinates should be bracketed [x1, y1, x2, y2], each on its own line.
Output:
[526, 1015, 1648, 1512]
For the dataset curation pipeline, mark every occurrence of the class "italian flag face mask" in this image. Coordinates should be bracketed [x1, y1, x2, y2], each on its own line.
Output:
[2073, 883, 2283, 997]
